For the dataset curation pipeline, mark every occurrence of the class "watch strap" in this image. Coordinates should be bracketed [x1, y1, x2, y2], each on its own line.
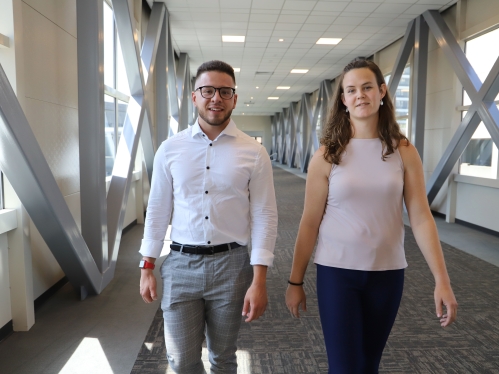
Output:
[139, 260, 155, 270]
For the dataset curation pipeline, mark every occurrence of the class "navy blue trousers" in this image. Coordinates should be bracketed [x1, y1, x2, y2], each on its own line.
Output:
[316, 264, 404, 374]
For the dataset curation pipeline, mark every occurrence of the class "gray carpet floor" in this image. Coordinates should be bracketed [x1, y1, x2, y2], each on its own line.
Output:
[132, 167, 499, 373]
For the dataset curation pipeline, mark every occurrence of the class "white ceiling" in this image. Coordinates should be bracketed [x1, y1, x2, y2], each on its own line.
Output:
[158, 0, 457, 115]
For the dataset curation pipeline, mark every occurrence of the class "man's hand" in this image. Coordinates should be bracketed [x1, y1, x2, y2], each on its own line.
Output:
[140, 269, 157, 303]
[242, 283, 268, 322]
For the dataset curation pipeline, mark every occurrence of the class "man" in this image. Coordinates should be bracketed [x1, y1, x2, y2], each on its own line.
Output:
[139, 60, 278, 374]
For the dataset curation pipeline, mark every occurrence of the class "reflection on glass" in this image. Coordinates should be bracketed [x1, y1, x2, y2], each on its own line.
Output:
[105, 95, 116, 177]
[104, 2, 115, 88]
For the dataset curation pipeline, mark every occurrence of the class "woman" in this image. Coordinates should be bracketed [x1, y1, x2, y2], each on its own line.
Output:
[285, 59, 457, 373]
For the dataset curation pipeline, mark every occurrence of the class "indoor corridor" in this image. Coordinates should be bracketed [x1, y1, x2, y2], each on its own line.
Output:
[1, 166, 499, 374]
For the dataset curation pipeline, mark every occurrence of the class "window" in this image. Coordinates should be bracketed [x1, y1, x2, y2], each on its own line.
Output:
[104, 0, 130, 176]
[385, 65, 411, 136]
[0, 170, 4, 209]
[253, 136, 263, 144]
[459, 27, 499, 179]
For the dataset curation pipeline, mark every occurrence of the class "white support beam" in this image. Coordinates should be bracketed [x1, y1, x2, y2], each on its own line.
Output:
[0, 33, 9, 48]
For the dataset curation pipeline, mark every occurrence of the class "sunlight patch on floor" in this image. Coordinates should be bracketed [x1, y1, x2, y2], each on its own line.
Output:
[165, 349, 252, 373]
[59, 337, 113, 374]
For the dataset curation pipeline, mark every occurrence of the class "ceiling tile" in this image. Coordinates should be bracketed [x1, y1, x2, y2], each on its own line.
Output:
[249, 14, 279, 23]
[221, 13, 250, 22]
[283, 1, 318, 11]
[274, 23, 303, 30]
[248, 22, 275, 30]
[332, 17, 365, 26]
[373, 3, 412, 14]
[219, 0, 251, 8]
[277, 14, 309, 23]
[187, 0, 220, 8]
[247, 29, 273, 37]
[313, 2, 349, 12]
[301, 23, 330, 32]
[404, 4, 442, 14]
[251, 0, 285, 10]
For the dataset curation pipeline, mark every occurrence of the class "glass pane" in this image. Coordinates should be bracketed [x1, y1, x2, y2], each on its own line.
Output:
[104, 2, 115, 88]
[461, 28, 499, 178]
[460, 122, 498, 179]
[462, 138, 492, 166]
[466, 27, 499, 102]
[116, 35, 130, 96]
[0, 171, 4, 209]
[394, 66, 410, 119]
[117, 99, 128, 146]
[105, 95, 116, 177]
[397, 118, 408, 135]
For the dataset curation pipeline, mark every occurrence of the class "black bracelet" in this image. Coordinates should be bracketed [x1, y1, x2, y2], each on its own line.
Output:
[288, 280, 304, 286]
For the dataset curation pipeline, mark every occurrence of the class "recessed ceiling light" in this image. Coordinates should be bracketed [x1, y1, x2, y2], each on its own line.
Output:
[235, 86, 238, 88]
[222, 35, 245, 42]
[251, 97, 253, 99]
[233, 68, 241, 72]
[291, 69, 308, 74]
[256, 86, 259, 89]
[316, 38, 342, 45]
[277, 86, 290, 90]
[246, 104, 249, 106]
[268, 97, 279, 100]
[278, 38, 284, 42]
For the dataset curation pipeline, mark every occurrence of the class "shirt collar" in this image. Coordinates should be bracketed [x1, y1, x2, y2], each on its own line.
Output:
[192, 118, 238, 139]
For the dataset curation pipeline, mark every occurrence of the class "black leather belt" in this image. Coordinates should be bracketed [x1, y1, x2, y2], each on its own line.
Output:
[170, 241, 242, 255]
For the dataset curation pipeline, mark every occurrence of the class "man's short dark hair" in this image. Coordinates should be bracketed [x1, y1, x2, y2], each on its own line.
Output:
[195, 60, 236, 86]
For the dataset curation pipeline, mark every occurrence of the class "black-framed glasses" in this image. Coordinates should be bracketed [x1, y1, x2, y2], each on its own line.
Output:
[195, 86, 236, 100]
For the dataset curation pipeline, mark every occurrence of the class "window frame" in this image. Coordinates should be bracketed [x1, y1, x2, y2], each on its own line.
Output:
[103, 0, 131, 177]
[458, 27, 499, 180]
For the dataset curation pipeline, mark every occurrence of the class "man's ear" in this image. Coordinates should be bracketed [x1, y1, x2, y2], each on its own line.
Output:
[232, 93, 238, 109]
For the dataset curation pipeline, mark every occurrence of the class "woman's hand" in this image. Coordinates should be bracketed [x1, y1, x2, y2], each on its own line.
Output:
[434, 282, 458, 327]
[285, 285, 307, 318]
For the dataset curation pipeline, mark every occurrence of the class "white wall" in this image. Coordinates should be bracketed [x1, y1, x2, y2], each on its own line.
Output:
[232, 115, 272, 154]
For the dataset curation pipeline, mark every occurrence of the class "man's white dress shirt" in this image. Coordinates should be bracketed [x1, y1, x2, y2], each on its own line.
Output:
[139, 119, 278, 267]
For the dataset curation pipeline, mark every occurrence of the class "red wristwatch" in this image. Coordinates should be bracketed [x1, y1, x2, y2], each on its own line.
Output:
[139, 260, 155, 270]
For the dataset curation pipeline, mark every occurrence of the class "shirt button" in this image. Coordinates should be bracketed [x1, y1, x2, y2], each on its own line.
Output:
[208, 241, 211, 244]
[205, 191, 208, 194]
[202, 134, 205, 137]
[205, 216, 209, 219]
[210, 143, 213, 146]
[206, 166, 210, 169]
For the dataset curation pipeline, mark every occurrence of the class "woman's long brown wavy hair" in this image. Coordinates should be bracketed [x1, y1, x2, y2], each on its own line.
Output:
[321, 58, 408, 165]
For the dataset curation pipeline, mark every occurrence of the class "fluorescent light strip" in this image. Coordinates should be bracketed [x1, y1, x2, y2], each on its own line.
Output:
[277, 86, 290, 90]
[291, 69, 308, 74]
[316, 38, 342, 45]
[222, 35, 245, 42]
[233, 68, 241, 72]
[268, 97, 279, 100]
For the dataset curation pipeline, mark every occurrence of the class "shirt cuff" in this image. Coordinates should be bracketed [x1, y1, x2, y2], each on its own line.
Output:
[139, 239, 164, 259]
[250, 248, 274, 267]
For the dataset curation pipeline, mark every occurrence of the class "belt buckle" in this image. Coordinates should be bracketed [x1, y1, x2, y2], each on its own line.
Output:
[208, 245, 215, 254]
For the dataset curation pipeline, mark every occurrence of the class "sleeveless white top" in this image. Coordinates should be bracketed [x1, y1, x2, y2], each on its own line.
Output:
[314, 138, 407, 271]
